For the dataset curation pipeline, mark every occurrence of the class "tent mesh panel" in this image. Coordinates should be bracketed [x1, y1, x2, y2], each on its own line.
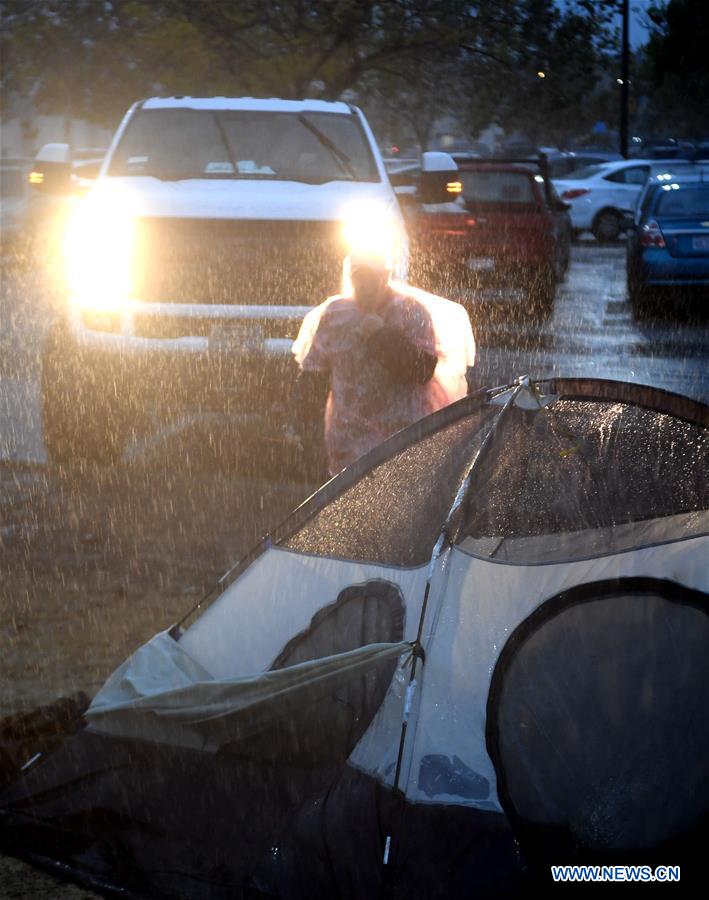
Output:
[461, 401, 708, 557]
[488, 583, 709, 854]
[217, 583, 405, 767]
[282, 408, 494, 565]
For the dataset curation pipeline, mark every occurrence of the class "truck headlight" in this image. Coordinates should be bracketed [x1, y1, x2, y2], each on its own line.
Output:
[341, 203, 402, 269]
[64, 188, 135, 308]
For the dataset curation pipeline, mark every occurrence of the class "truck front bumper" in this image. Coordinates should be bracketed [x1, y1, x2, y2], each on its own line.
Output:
[65, 299, 316, 436]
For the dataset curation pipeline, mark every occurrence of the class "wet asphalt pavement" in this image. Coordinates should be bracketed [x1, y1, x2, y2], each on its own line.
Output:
[467, 241, 708, 401]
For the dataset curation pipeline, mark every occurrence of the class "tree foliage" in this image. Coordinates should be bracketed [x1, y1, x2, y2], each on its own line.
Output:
[2, 1, 472, 127]
[0, 0, 647, 148]
[639, 0, 709, 137]
[455, 0, 621, 148]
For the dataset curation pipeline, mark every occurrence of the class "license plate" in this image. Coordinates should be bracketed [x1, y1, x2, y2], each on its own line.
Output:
[208, 322, 264, 354]
[691, 236, 709, 250]
[467, 257, 495, 271]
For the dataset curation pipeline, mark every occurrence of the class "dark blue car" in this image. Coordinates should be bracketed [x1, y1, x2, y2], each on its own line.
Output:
[627, 178, 709, 317]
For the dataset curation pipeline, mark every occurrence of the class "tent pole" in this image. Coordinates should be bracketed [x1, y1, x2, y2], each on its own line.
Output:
[381, 376, 528, 891]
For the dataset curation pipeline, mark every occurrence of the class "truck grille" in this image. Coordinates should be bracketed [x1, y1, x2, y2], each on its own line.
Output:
[133, 313, 304, 341]
[133, 218, 344, 306]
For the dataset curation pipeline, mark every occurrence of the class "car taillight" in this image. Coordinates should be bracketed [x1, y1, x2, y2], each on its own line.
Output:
[640, 219, 666, 248]
[561, 188, 591, 200]
[431, 218, 477, 236]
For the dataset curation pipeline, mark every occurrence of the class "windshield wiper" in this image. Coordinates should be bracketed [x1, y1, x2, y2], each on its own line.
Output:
[276, 174, 360, 185]
[213, 113, 240, 175]
[297, 114, 358, 181]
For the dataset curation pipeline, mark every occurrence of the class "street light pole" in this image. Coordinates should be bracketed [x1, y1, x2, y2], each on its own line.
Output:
[620, 0, 630, 158]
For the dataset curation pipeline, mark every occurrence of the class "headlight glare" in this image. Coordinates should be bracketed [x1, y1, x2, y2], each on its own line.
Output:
[341, 203, 401, 269]
[64, 188, 135, 308]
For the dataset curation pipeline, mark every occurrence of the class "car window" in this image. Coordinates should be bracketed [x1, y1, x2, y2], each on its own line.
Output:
[459, 170, 536, 207]
[548, 158, 577, 178]
[638, 184, 661, 219]
[561, 163, 608, 180]
[654, 185, 709, 217]
[604, 166, 649, 185]
[572, 156, 612, 169]
[625, 166, 650, 185]
[109, 108, 379, 183]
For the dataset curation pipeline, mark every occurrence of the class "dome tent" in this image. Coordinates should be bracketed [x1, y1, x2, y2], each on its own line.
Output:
[1, 377, 707, 898]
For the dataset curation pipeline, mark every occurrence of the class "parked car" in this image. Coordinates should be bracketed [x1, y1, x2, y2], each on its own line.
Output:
[407, 157, 572, 320]
[552, 158, 691, 241]
[631, 163, 709, 228]
[642, 141, 699, 160]
[21, 147, 106, 264]
[626, 177, 709, 317]
[545, 151, 622, 179]
[31, 97, 413, 465]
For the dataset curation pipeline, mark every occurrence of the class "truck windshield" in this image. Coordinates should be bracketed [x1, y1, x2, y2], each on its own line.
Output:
[108, 108, 380, 183]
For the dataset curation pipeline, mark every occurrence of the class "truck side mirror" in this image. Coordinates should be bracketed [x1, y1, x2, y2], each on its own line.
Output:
[418, 151, 460, 205]
[29, 143, 72, 195]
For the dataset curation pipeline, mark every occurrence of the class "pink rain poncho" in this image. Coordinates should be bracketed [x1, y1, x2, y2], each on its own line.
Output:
[292, 282, 476, 475]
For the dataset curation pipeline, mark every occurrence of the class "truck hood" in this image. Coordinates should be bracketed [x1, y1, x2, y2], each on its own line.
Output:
[96, 176, 399, 222]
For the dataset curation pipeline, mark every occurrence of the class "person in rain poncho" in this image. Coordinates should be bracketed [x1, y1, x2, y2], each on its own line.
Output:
[290, 250, 476, 476]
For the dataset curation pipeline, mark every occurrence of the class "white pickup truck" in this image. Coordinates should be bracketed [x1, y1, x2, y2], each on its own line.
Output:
[33, 96, 446, 466]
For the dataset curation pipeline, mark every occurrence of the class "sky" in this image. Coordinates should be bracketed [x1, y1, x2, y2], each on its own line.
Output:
[629, 0, 655, 49]
[558, 0, 655, 50]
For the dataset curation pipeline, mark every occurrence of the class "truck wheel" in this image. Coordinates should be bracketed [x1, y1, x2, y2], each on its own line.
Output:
[42, 321, 126, 467]
[592, 209, 622, 242]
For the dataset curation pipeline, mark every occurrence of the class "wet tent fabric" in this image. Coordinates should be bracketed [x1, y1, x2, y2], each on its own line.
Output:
[487, 579, 709, 854]
[1, 378, 708, 898]
[86, 633, 411, 751]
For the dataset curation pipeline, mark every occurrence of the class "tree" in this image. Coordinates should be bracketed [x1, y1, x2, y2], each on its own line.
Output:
[3, 1, 129, 130]
[1, 0, 626, 149]
[638, 0, 709, 137]
[1, 0, 473, 127]
[456, 0, 620, 148]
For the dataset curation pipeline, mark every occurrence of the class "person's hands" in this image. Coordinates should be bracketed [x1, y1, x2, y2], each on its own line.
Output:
[356, 312, 385, 339]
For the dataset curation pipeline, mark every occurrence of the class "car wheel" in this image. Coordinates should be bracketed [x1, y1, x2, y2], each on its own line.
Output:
[528, 270, 556, 321]
[555, 242, 570, 282]
[42, 320, 126, 466]
[561, 240, 571, 277]
[592, 209, 623, 242]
